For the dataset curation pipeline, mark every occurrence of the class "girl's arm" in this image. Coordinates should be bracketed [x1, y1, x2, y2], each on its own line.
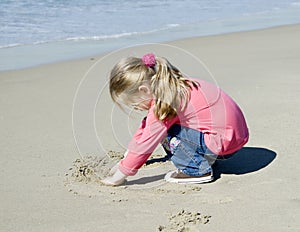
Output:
[101, 110, 177, 185]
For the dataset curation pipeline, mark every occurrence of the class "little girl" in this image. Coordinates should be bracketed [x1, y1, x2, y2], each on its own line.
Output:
[101, 53, 249, 186]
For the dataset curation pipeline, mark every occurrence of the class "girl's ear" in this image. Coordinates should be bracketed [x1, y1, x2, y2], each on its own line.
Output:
[138, 85, 151, 94]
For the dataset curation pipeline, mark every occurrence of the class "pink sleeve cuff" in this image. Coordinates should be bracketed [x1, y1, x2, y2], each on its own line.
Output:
[118, 162, 138, 176]
[118, 152, 152, 176]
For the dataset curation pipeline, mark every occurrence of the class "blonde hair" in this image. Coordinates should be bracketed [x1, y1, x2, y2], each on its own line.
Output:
[109, 56, 198, 120]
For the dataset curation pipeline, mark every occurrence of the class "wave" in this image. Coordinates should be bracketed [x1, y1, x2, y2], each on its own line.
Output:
[0, 43, 24, 49]
[0, 24, 180, 49]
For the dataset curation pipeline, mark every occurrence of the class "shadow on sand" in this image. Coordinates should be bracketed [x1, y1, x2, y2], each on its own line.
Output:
[213, 147, 277, 181]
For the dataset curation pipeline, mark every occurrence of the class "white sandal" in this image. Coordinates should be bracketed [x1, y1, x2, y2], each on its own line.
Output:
[164, 169, 213, 184]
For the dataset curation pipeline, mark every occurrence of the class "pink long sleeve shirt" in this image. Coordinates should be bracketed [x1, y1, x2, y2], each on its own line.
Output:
[119, 79, 249, 176]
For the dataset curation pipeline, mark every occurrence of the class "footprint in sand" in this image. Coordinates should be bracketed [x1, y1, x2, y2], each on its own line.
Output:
[158, 209, 211, 232]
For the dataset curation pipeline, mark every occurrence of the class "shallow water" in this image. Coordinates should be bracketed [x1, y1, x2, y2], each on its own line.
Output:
[1, 0, 300, 70]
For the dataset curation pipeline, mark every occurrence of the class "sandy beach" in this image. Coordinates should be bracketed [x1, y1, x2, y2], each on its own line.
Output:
[1, 24, 300, 231]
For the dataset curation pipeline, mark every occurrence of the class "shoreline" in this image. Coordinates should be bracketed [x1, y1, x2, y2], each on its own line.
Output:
[1, 23, 300, 231]
[1, 23, 300, 72]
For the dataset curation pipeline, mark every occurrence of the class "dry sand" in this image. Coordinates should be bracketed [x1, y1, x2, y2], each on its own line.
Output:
[1, 24, 300, 231]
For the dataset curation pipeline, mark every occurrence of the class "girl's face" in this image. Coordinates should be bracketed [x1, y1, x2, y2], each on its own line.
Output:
[129, 85, 153, 111]
[120, 84, 153, 111]
[129, 95, 152, 111]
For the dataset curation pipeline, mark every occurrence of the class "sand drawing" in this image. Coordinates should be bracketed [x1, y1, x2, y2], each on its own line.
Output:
[63, 150, 206, 195]
[63, 151, 123, 195]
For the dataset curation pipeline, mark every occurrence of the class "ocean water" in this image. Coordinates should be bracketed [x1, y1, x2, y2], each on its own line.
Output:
[1, 0, 300, 71]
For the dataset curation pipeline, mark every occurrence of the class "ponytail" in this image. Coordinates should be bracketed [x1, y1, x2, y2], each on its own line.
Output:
[150, 57, 198, 120]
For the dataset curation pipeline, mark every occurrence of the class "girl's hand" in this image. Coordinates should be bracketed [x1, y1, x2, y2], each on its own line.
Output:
[108, 151, 128, 176]
[101, 168, 127, 186]
[108, 162, 119, 176]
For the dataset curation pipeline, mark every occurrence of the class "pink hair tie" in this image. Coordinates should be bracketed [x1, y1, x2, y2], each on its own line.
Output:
[141, 53, 156, 68]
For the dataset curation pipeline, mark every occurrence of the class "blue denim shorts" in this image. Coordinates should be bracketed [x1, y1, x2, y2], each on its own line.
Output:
[161, 124, 217, 176]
